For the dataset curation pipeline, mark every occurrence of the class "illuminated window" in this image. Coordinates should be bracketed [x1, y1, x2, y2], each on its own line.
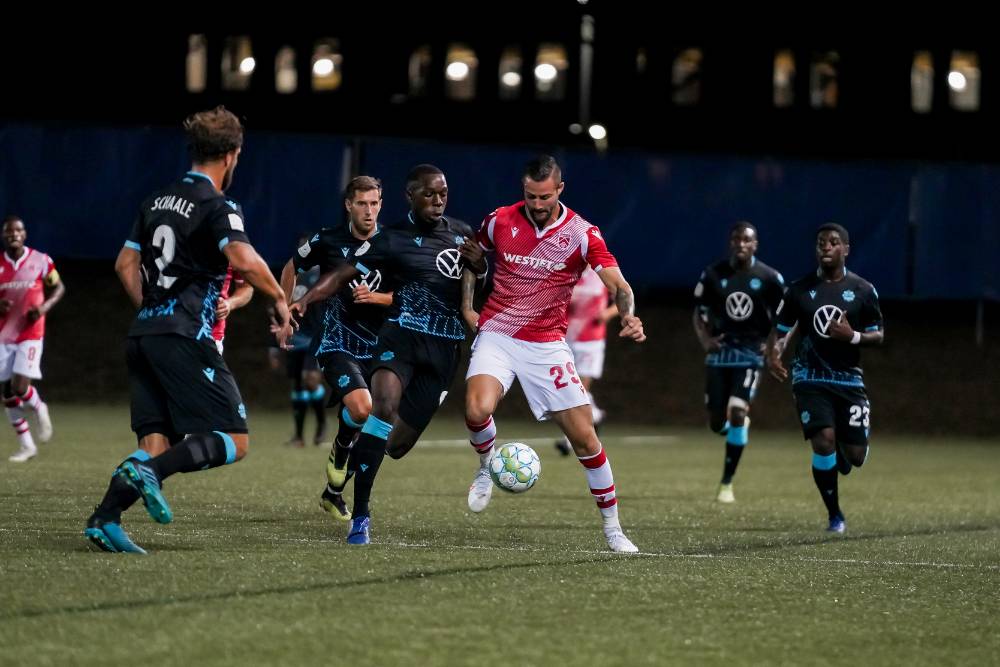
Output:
[535, 44, 568, 101]
[810, 51, 839, 109]
[312, 39, 343, 92]
[445, 43, 477, 101]
[774, 49, 795, 108]
[949, 50, 980, 111]
[186, 35, 207, 93]
[276, 46, 297, 94]
[499, 47, 522, 100]
[222, 36, 254, 91]
[672, 48, 702, 106]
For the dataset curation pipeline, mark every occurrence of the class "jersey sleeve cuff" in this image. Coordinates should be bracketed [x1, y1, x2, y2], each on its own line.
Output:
[124, 240, 141, 251]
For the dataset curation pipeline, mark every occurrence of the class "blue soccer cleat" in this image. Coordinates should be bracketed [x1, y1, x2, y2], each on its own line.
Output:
[84, 512, 146, 554]
[827, 515, 846, 534]
[347, 515, 371, 545]
[117, 460, 173, 524]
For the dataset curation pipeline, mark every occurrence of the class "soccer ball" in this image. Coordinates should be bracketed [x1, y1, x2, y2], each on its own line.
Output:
[488, 443, 541, 493]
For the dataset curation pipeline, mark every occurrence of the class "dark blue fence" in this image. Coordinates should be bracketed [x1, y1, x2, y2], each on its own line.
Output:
[1, 122, 995, 299]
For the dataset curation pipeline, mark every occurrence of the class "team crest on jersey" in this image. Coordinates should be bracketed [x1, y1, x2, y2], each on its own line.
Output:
[512, 227, 519, 238]
[556, 232, 571, 249]
[414, 237, 423, 247]
[750, 278, 762, 291]
[725, 292, 754, 321]
[297, 241, 311, 258]
[355, 241, 371, 256]
[842, 290, 856, 302]
[349, 269, 382, 292]
[812, 304, 843, 338]
[338, 375, 350, 388]
[436, 249, 462, 279]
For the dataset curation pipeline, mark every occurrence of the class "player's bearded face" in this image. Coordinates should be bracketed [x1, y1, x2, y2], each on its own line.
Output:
[523, 176, 564, 226]
[221, 148, 240, 191]
[348, 190, 382, 234]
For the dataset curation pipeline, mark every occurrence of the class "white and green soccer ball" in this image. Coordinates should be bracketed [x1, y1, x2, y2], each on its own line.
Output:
[489, 442, 541, 493]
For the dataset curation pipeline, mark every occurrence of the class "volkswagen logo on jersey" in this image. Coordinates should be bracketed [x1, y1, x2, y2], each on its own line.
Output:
[725, 291, 754, 321]
[813, 304, 843, 338]
[349, 269, 382, 292]
[436, 248, 462, 279]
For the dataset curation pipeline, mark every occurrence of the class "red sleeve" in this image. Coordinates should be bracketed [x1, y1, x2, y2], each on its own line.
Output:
[583, 226, 617, 271]
[476, 211, 498, 251]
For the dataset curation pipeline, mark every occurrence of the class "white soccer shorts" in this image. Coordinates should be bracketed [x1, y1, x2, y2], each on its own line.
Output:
[568, 339, 606, 379]
[0, 340, 44, 381]
[466, 331, 590, 421]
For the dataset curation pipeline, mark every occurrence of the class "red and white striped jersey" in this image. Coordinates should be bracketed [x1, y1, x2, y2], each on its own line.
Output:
[566, 267, 611, 343]
[476, 202, 617, 342]
[211, 266, 245, 342]
[0, 248, 58, 344]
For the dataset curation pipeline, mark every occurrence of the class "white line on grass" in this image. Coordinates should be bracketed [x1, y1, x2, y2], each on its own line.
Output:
[354, 540, 1000, 571]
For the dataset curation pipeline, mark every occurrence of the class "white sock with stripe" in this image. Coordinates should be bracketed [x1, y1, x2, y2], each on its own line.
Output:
[578, 445, 619, 525]
[466, 416, 497, 467]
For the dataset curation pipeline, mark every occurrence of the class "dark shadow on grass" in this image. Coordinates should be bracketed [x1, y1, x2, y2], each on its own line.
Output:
[5, 554, 622, 620]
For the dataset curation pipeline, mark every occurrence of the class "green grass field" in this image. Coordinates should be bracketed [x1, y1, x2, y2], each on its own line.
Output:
[1, 405, 997, 666]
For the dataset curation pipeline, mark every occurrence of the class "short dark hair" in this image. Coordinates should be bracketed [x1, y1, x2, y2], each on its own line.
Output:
[344, 175, 382, 201]
[184, 106, 244, 163]
[730, 220, 757, 237]
[817, 222, 850, 245]
[523, 155, 562, 183]
[2, 215, 23, 226]
[405, 164, 445, 192]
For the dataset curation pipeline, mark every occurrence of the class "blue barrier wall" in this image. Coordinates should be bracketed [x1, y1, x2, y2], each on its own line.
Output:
[1, 123, 995, 299]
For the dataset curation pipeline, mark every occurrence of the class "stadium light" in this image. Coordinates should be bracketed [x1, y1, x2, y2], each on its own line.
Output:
[313, 58, 334, 77]
[535, 63, 558, 82]
[239, 57, 255, 75]
[568, 123, 583, 135]
[501, 71, 521, 88]
[948, 70, 967, 91]
[588, 123, 607, 141]
[446, 61, 470, 81]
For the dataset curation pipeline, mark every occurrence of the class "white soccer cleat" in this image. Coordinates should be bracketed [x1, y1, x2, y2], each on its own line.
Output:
[716, 482, 735, 504]
[604, 528, 639, 554]
[8, 445, 37, 463]
[35, 402, 53, 443]
[467, 467, 493, 513]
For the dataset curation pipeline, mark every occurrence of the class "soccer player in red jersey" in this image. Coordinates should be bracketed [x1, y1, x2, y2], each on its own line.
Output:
[0, 216, 64, 462]
[211, 267, 253, 355]
[461, 156, 646, 553]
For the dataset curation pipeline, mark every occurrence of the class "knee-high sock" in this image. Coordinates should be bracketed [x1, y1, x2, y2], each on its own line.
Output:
[4, 399, 34, 451]
[146, 432, 239, 482]
[291, 390, 308, 439]
[578, 446, 619, 522]
[18, 385, 43, 411]
[812, 452, 842, 519]
[310, 386, 327, 430]
[350, 416, 392, 519]
[466, 416, 496, 466]
[721, 423, 749, 484]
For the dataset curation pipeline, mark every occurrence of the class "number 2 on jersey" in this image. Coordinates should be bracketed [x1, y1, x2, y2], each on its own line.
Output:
[152, 224, 178, 289]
